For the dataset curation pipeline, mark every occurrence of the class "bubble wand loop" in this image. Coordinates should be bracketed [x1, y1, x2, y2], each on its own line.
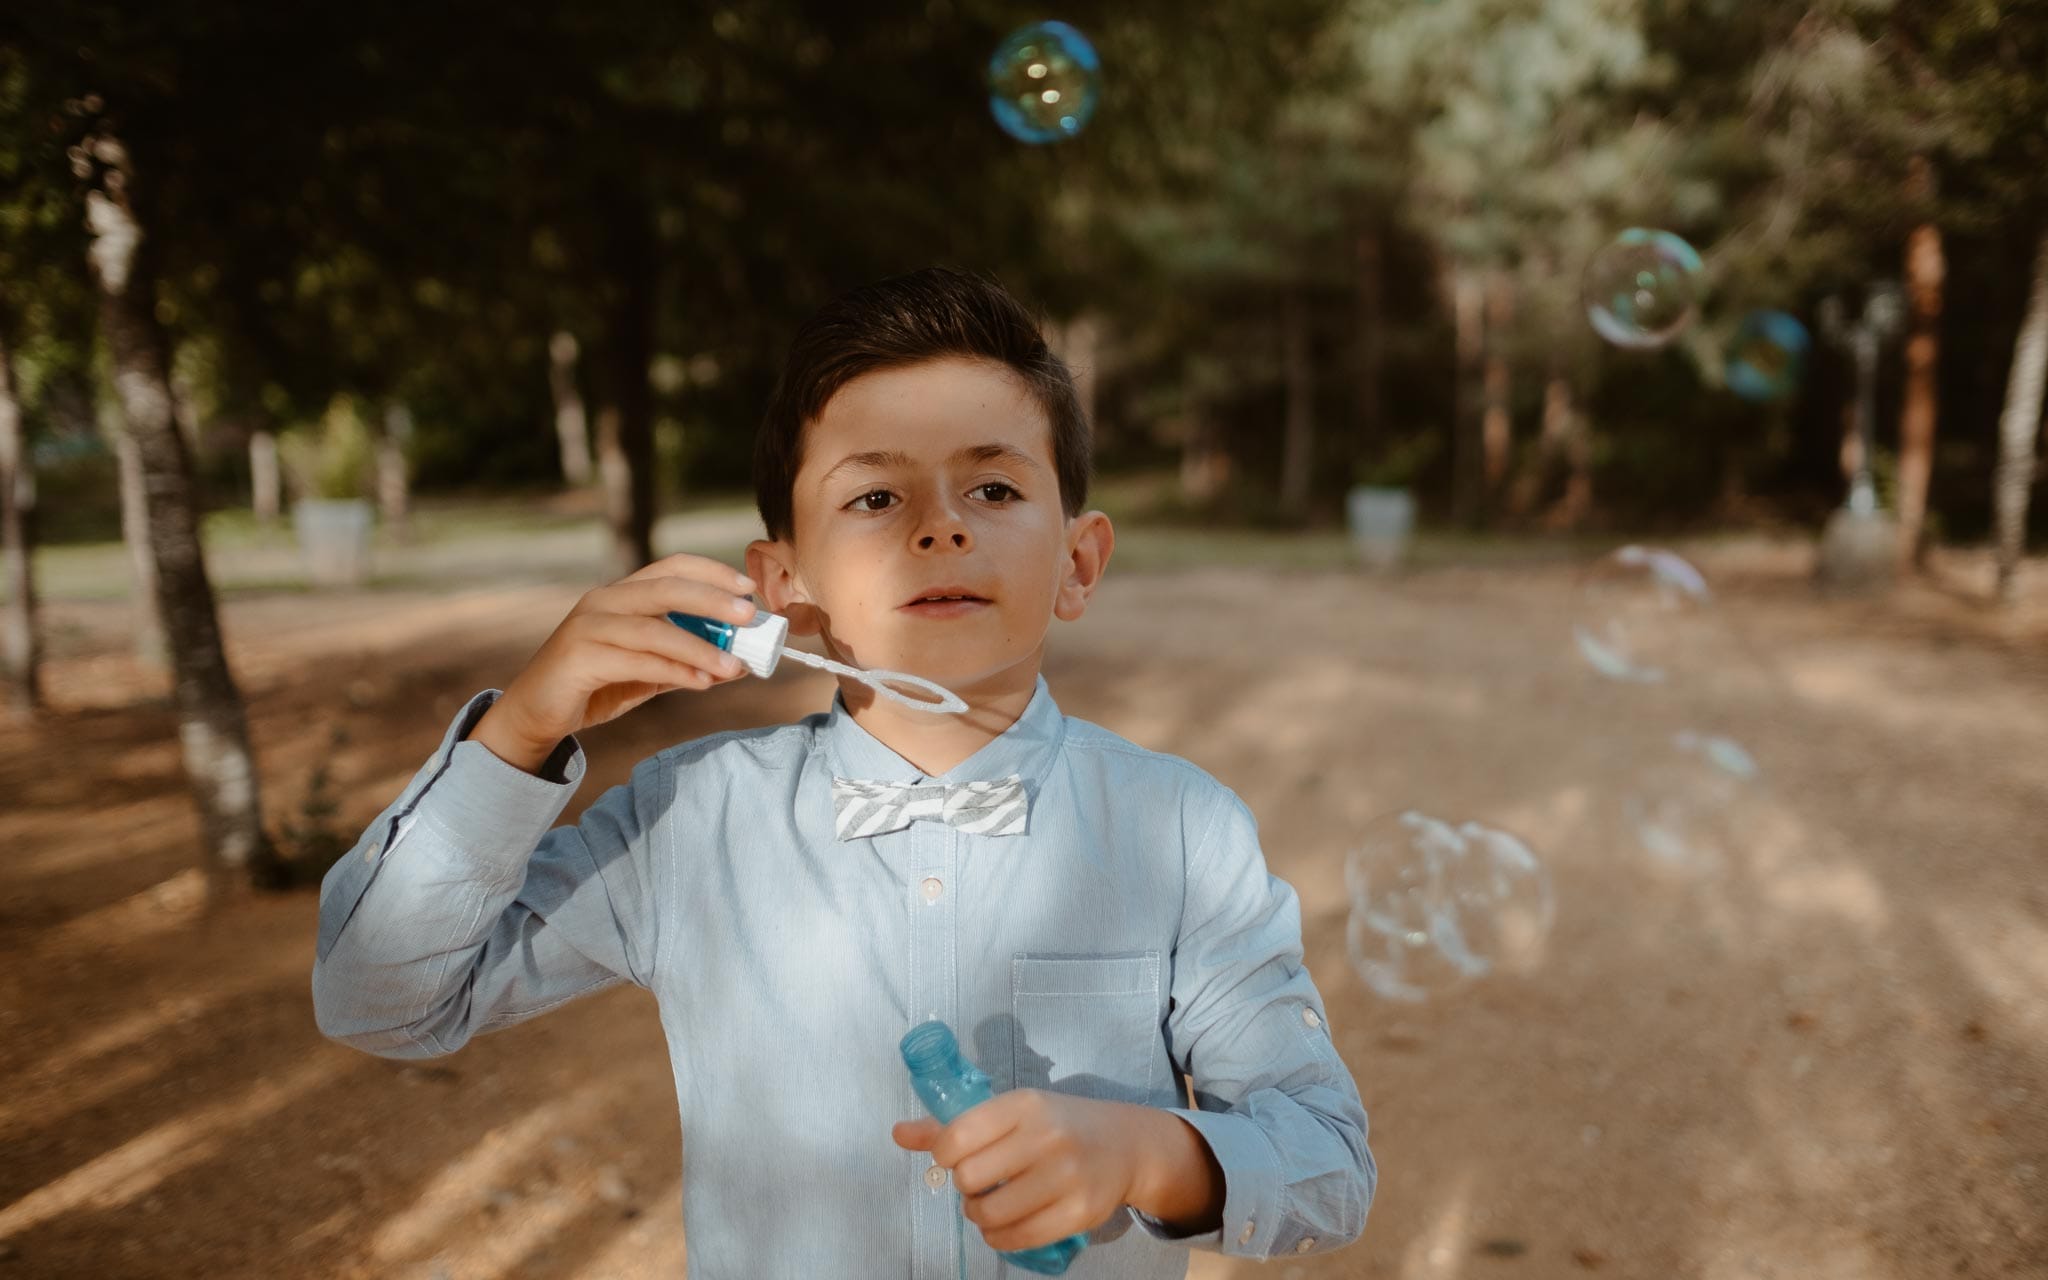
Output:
[667, 608, 969, 716]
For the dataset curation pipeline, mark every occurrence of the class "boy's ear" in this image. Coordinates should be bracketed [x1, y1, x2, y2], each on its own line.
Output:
[745, 538, 824, 638]
[1053, 511, 1114, 623]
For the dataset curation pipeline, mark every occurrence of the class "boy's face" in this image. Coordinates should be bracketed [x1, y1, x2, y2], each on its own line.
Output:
[747, 356, 1111, 693]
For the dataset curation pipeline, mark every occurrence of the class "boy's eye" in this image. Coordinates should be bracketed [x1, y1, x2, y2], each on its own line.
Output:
[974, 482, 1020, 502]
[850, 490, 897, 512]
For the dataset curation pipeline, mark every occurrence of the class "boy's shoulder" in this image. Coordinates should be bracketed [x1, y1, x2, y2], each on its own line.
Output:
[1055, 713, 1244, 811]
[641, 713, 826, 778]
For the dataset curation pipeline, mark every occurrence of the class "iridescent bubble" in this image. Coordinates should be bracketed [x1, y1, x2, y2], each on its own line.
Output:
[1344, 811, 1555, 1003]
[1624, 730, 1762, 874]
[1572, 546, 1712, 685]
[1582, 228, 1703, 349]
[1725, 310, 1811, 402]
[987, 21, 1101, 145]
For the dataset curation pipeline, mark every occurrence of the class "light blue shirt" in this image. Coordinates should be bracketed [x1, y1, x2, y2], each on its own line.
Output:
[312, 677, 1374, 1279]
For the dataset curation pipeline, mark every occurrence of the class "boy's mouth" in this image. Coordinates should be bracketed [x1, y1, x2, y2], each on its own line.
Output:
[900, 586, 993, 617]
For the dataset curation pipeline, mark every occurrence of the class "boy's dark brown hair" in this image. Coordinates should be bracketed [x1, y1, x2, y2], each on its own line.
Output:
[753, 267, 1092, 542]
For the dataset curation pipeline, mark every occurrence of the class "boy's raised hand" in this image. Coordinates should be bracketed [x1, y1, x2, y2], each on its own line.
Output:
[470, 553, 760, 774]
[892, 1090, 1146, 1253]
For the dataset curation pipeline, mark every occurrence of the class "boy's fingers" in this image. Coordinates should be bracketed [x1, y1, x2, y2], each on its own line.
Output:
[590, 614, 746, 679]
[592, 576, 758, 625]
[951, 1129, 1039, 1198]
[929, 1098, 1023, 1168]
[592, 645, 714, 693]
[892, 1119, 941, 1152]
[620, 552, 753, 593]
[982, 1197, 1088, 1255]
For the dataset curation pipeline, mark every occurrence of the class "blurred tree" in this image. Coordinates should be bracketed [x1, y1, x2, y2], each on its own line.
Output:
[0, 42, 97, 714]
[1997, 233, 2048, 602]
[0, 326, 30, 718]
[72, 98, 270, 894]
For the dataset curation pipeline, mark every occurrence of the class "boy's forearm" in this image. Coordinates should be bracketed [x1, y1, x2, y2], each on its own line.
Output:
[1124, 1105, 1226, 1234]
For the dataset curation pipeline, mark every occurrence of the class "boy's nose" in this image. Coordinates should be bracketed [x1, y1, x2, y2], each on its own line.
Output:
[914, 504, 972, 551]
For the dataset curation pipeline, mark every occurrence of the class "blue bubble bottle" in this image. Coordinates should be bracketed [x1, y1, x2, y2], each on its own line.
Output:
[900, 1020, 1089, 1276]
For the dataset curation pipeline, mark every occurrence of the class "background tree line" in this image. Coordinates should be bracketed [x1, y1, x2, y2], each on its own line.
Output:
[1, 0, 2043, 892]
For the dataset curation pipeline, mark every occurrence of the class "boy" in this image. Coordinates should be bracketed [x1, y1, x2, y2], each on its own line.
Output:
[312, 268, 1374, 1278]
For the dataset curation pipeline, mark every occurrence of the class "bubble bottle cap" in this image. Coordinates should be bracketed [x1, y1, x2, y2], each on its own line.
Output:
[726, 607, 789, 679]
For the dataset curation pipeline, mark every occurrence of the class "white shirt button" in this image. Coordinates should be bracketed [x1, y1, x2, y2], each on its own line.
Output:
[921, 876, 944, 903]
[1302, 1008, 1322, 1029]
[1237, 1219, 1256, 1245]
[1297, 1237, 1316, 1253]
[924, 1164, 949, 1190]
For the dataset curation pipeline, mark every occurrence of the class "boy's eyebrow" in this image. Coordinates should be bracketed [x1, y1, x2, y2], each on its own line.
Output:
[819, 443, 1045, 487]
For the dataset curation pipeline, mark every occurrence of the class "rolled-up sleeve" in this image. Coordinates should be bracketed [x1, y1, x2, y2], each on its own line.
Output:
[311, 690, 662, 1059]
[1131, 787, 1376, 1259]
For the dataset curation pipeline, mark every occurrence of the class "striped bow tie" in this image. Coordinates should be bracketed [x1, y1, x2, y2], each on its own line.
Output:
[831, 775, 1029, 841]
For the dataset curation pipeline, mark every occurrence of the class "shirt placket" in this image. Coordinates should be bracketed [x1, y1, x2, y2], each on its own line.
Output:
[909, 815, 964, 1280]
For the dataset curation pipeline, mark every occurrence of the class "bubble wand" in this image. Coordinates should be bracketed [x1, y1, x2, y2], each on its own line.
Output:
[668, 608, 969, 715]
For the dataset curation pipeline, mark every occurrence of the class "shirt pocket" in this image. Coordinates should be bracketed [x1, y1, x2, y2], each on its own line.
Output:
[1010, 951, 1161, 1106]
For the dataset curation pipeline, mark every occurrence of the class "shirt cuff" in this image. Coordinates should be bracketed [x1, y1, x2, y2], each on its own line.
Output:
[400, 691, 587, 880]
[1127, 1108, 1283, 1255]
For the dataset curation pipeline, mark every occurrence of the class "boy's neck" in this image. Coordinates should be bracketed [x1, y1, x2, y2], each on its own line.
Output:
[839, 661, 1042, 777]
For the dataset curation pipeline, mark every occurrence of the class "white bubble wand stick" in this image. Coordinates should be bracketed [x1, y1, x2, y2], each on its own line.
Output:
[667, 608, 969, 715]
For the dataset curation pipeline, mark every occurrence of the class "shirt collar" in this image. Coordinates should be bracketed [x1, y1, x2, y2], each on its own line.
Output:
[820, 674, 1065, 784]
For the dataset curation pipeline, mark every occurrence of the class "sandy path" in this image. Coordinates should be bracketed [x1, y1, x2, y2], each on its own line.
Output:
[1, 545, 2043, 1279]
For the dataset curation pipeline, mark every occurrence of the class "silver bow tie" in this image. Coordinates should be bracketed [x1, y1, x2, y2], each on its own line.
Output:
[832, 774, 1029, 841]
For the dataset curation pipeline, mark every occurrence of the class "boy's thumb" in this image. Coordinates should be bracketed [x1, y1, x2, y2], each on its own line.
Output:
[892, 1118, 940, 1151]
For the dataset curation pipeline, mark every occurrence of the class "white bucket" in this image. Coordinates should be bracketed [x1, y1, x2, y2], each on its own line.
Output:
[1345, 485, 1415, 571]
[292, 498, 375, 586]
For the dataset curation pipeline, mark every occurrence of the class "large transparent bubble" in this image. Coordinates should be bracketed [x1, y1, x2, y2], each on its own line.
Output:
[1344, 811, 1556, 1003]
[1572, 546, 1713, 685]
[1583, 229, 1703, 349]
[1623, 730, 1763, 875]
[987, 21, 1101, 145]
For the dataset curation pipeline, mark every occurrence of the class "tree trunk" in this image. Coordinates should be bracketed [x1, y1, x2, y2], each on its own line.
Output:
[1994, 227, 2048, 604]
[549, 330, 593, 487]
[1355, 227, 1385, 461]
[1897, 215, 1944, 570]
[112, 417, 166, 666]
[1048, 314, 1101, 430]
[594, 201, 657, 578]
[249, 428, 281, 526]
[1549, 381, 1594, 532]
[0, 329, 41, 718]
[1509, 360, 1576, 523]
[1178, 415, 1229, 503]
[80, 123, 267, 894]
[1481, 268, 1515, 501]
[377, 402, 413, 542]
[1279, 291, 1316, 513]
[1450, 263, 1485, 526]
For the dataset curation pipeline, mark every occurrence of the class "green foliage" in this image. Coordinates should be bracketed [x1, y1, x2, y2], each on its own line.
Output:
[1, 0, 2043, 535]
[278, 398, 376, 502]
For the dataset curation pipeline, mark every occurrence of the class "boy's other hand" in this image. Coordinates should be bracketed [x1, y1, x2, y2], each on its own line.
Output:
[891, 1090, 1146, 1253]
[470, 553, 759, 774]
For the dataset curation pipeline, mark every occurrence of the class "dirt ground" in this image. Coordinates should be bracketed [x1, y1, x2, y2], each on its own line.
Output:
[2, 534, 2045, 1280]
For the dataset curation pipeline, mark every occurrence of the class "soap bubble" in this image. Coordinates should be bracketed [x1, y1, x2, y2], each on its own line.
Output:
[1345, 811, 1556, 1003]
[987, 21, 1101, 145]
[1572, 546, 1712, 685]
[1725, 310, 1811, 402]
[1583, 229, 1703, 349]
[1624, 730, 1762, 875]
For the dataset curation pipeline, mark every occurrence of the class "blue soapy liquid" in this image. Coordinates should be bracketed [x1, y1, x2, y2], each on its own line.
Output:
[666, 611, 736, 651]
